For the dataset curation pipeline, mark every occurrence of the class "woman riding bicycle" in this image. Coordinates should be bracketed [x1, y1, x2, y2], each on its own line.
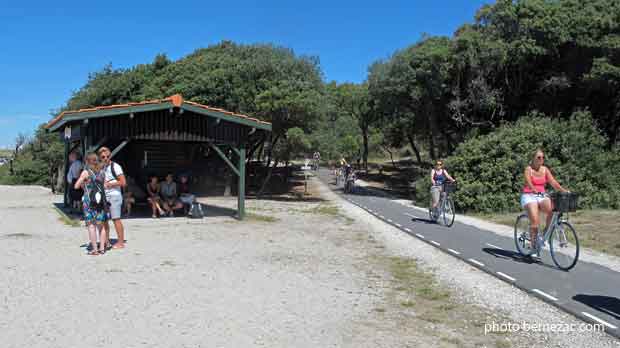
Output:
[521, 149, 569, 253]
[430, 160, 455, 212]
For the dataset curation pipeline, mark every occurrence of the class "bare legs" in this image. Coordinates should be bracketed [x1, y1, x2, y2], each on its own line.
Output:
[148, 197, 165, 217]
[526, 198, 553, 249]
[162, 199, 183, 216]
[87, 224, 108, 255]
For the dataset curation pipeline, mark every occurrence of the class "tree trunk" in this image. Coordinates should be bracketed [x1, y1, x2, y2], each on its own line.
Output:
[258, 156, 279, 198]
[258, 134, 281, 197]
[362, 126, 369, 171]
[407, 134, 423, 165]
[382, 145, 398, 169]
[427, 112, 436, 160]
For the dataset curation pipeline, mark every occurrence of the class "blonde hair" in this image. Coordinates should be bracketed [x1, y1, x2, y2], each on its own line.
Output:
[97, 147, 111, 156]
[84, 152, 102, 172]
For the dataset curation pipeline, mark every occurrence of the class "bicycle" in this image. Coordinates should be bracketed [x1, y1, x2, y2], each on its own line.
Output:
[514, 192, 580, 271]
[428, 181, 456, 227]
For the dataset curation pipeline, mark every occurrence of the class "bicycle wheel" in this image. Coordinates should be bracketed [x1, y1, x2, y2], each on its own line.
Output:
[442, 197, 455, 227]
[514, 214, 535, 256]
[550, 221, 580, 271]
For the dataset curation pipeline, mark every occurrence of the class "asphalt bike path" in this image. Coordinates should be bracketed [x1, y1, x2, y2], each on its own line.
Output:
[318, 169, 620, 338]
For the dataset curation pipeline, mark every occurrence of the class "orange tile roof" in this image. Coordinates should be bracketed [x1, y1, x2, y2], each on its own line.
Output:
[46, 94, 271, 129]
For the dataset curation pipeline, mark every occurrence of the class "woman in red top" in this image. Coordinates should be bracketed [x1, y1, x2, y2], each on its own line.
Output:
[520, 149, 569, 251]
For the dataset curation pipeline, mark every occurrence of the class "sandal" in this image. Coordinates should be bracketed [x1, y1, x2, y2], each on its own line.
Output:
[87, 250, 100, 256]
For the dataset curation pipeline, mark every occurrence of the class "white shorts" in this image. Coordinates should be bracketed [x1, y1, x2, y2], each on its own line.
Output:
[107, 194, 123, 220]
[520, 193, 549, 208]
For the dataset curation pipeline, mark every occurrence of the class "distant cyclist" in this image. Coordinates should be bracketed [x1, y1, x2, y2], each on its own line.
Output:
[521, 149, 569, 254]
[313, 151, 321, 170]
[430, 160, 455, 212]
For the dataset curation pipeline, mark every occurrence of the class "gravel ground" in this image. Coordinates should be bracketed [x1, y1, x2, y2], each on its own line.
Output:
[1, 183, 617, 348]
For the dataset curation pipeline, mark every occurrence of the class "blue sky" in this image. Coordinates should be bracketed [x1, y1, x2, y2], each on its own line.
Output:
[0, 0, 489, 148]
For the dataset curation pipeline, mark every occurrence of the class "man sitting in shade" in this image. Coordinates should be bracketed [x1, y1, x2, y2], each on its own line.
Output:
[160, 173, 184, 217]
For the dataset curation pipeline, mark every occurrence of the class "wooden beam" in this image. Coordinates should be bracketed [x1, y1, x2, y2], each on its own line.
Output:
[110, 139, 130, 159]
[209, 142, 239, 177]
[181, 104, 272, 131]
[86, 136, 108, 153]
[48, 102, 175, 132]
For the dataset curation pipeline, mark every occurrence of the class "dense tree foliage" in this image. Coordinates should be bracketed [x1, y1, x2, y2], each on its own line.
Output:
[370, 0, 620, 162]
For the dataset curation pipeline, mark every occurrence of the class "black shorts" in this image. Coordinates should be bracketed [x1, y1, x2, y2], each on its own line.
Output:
[70, 179, 84, 201]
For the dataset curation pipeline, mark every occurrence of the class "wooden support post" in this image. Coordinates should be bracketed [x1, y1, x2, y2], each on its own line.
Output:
[63, 140, 70, 207]
[237, 146, 246, 220]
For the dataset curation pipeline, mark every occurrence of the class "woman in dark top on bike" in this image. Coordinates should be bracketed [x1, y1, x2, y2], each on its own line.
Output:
[430, 160, 455, 211]
[521, 149, 569, 253]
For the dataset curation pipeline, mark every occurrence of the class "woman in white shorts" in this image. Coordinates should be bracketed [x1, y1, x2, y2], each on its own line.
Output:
[521, 149, 569, 253]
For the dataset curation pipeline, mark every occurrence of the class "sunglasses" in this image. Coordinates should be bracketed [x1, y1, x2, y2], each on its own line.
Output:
[537, 156, 544, 159]
[100, 155, 109, 159]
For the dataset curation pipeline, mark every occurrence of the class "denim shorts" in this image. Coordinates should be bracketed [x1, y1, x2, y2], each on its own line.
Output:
[107, 194, 123, 219]
[520, 193, 549, 208]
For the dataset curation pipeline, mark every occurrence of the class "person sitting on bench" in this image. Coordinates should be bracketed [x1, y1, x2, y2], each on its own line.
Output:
[178, 174, 196, 214]
[161, 173, 184, 217]
[147, 176, 166, 218]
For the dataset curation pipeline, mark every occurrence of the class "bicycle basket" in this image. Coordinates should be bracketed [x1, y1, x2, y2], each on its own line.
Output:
[551, 192, 578, 212]
[443, 182, 457, 193]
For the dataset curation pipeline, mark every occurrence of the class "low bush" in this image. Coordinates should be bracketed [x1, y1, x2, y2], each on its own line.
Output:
[414, 111, 620, 213]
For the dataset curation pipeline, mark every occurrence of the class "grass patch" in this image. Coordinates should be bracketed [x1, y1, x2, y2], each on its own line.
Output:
[374, 255, 531, 347]
[304, 204, 340, 216]
[472, 209, 620, 257]
[246, 212, 278, 223]
[388, 257, 450, 301]
[53, 207, 80, 227]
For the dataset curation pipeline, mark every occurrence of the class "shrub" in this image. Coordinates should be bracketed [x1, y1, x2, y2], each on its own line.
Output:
[414, 111, 620, 213]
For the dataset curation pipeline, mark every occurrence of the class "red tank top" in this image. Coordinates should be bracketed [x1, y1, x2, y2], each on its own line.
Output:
[523, 167, 547, 193]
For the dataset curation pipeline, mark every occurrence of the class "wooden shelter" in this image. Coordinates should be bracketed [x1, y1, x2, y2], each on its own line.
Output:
[46, 94, 272, 219]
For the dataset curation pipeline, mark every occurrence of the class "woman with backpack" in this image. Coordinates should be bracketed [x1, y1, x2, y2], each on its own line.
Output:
[74, 152, 109, 255]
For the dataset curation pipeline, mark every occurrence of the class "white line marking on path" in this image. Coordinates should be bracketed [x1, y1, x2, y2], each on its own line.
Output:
[468, 258, 485, 267]
[581, 312, 618, 330]
[532, 289, 558, 302]
[395, 223, 402, 227]
[379, 215, 385, 219]
[448, 248, 461, 255]
[496, 272, 516, 282]
[368, 209, 374, 213]
[431, 241, 440, 246]
[404, 228, 412, 233]
[416, 233, 425, 239]
[387, 219, 393, 223]
[486, 243, 502, 250]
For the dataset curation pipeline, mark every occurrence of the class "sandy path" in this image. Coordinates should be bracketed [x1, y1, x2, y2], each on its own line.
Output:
[0, 185, 396, 348]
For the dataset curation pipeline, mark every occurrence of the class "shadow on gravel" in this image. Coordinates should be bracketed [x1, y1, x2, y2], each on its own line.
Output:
[54, 202, 237, 220]
[573, 294, 620, 320]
